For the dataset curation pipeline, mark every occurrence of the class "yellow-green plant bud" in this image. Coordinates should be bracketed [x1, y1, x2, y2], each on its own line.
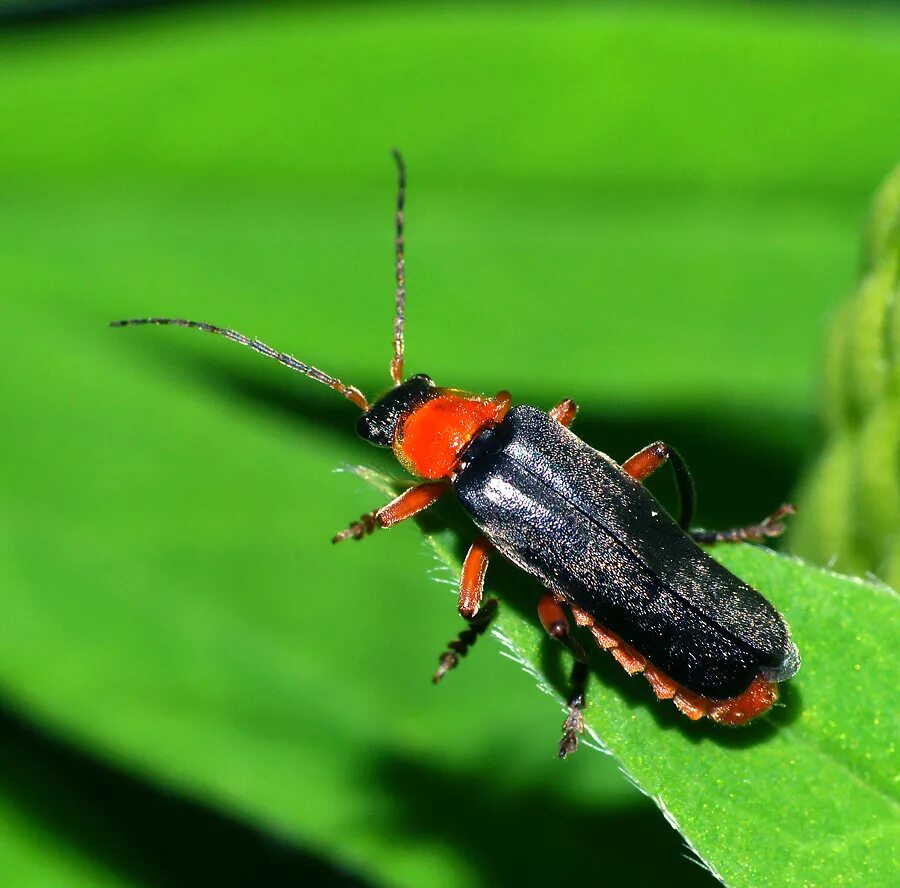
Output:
[791, 165, 900, 586]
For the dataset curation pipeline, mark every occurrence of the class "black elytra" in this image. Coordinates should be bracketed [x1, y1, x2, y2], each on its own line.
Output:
[453, 406, 800, 699]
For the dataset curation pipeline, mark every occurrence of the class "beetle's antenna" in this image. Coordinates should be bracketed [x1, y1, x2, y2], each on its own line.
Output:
[390, 148, 406, 386]
[110, 317, 370, 411]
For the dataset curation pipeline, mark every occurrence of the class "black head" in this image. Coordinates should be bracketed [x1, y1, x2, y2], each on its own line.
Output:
[356, 374, 438, 447]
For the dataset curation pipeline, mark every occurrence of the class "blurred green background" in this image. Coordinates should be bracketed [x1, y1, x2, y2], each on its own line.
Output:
[1, 1, 898, 885]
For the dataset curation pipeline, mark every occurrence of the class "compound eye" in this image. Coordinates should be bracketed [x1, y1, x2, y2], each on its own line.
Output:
[355, 412, 393, 447]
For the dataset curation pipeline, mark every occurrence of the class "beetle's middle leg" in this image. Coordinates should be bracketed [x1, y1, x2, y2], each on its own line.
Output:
[331, 481, 449, 543]
[538, 595, 588, 759]
[434, 537, 498, 682]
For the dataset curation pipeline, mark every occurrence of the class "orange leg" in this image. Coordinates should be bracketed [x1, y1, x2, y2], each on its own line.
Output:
[331, 481, 449, 544]
[621, 441, 694, 530]
[622, 441, 793, 542]
[458, 536, 492, 619]
[434, 537, 497, 684]
[621, 441, 670, 482]
[494, 390, 513, 418]
[538, 595, 588, 759]
[433, 537, 497, 682]
[549, 398, 578, 428]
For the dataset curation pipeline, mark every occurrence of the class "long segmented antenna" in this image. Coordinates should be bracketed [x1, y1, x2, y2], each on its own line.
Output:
[110, 317, 370, 411]
[390, 148, 407, 386]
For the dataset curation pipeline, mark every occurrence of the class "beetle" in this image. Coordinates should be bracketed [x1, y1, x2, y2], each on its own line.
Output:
[113, 151, 800, 757]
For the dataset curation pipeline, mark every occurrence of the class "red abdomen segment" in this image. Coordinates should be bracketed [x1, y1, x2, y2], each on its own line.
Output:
[569, 605, 778, 724]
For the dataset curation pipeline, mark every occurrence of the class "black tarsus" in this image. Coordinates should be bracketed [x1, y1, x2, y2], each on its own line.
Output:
[331, 511, 377, 545]
[691, 504, 796, 545]
[559, 660, 588, 759]
[540, 603, 589, 759]
[433, 598, 499, 683]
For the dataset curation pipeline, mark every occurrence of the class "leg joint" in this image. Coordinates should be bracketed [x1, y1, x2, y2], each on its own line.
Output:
[647, 441, 670, 460]
[546, 620, 569, 640]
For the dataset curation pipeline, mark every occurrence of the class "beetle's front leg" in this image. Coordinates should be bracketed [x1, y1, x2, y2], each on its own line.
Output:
[434, 537, 497, 681]
[331, 481, 449, 543]
[538, 595, 588, 759]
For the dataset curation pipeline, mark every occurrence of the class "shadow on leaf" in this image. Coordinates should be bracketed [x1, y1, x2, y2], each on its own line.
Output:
[363, 751, 718, 887]
[0, 701, 368, 887]
[123, 342, 813, 537]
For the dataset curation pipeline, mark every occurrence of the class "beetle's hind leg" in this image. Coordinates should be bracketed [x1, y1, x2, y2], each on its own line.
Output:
[622, 442, 796, 542]
[538, 596, 588, 759]
[690, 504, 796, 545]
[621, 441, 695, 529]
[434, 537, 497, 682]
[331, 481, 449, 543]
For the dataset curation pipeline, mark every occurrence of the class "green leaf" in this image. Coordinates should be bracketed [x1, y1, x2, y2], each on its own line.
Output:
[0, 799, 124, 888]
[356, 463, 898, 888]
[0, 706, 359, 887]
[2, 3, 900, 886]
